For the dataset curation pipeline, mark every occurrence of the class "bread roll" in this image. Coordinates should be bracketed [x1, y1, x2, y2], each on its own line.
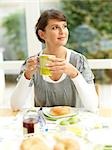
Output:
[20, 137, 51, 150]
[54, 138, 80, 150]
[50, 106, 71, 116]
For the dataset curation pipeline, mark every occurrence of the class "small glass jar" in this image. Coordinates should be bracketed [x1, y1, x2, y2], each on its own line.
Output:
[23, 109, 39, 134]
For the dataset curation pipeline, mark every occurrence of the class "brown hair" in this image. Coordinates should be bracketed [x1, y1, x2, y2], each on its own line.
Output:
[35, 9, 67, 43]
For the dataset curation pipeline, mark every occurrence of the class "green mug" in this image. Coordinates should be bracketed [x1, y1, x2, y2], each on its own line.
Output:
[39, 54, 55, 76]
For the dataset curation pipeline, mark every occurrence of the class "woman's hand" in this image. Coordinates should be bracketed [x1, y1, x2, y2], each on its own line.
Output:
[24, 56, 39, 80]
[47, 57, 79, 78]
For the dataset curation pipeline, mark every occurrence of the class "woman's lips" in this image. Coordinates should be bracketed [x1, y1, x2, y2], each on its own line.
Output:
[58, 37, 66, 40]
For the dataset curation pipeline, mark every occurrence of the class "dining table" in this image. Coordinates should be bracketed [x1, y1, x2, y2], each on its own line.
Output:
[0, 107, 112, 150]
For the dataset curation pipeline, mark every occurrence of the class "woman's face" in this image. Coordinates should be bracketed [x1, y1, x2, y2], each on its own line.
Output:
[40, 19, 69, 47]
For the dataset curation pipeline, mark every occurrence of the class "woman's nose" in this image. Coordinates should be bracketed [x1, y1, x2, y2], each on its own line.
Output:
[59, 27, 64, 34]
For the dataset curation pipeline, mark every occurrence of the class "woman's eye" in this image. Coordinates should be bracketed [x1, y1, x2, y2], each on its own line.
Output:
[52, 26, 58, 30]
[51, 24, 67, 30]
[64, 25, 67, 28]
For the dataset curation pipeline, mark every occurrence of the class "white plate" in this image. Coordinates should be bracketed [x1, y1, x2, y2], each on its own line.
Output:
[43, 107, 78, 119]
[87, 128, 112, 145]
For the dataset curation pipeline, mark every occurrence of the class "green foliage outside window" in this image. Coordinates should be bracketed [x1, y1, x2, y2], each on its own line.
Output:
[60, 0, 112, 58]
[1, 10, 27, 60]
[60, 0, 112, 84]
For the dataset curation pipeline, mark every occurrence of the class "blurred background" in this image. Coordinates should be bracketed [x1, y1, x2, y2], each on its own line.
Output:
[0, 0, 112, 108]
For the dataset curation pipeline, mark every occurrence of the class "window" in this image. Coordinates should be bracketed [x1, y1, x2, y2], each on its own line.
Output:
[0, 2, 27, 60]
[0, 1, 41, 107]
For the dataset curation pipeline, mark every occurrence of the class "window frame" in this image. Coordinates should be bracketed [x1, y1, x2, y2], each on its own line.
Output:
[0, 2, 112, 76]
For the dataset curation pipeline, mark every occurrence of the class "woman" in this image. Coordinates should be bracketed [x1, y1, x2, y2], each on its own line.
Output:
[11, 9, 98, 112]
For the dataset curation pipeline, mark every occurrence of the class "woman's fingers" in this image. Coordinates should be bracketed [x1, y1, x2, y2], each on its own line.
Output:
[24, 56, 39, 79]
[48, 60, 78, 78]
[47, 58, 66, 67]
[46, 58, 66, 73]
[26, 56, 38, 71]
[27, 56, 38, 65]
[48, 57, 64, 62]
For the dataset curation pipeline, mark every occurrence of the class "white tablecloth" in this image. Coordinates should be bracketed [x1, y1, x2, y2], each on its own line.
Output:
[0, 108, 112, 150]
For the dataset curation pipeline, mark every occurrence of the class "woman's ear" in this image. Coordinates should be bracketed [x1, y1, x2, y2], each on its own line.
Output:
[38, 30, 45, 41]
